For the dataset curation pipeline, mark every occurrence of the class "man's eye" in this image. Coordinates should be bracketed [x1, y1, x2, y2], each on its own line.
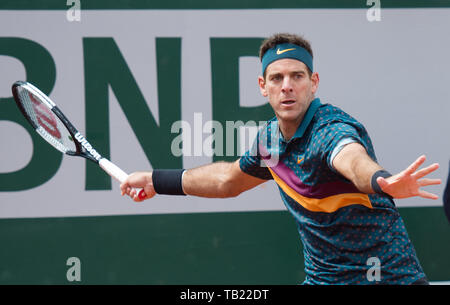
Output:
[272, 75, 282, 81]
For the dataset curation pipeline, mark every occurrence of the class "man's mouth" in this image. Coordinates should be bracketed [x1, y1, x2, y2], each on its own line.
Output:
[281, 99, 295, 105]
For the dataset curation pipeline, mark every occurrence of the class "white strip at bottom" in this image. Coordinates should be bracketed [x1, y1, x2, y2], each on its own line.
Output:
[430, 281, 450, 285]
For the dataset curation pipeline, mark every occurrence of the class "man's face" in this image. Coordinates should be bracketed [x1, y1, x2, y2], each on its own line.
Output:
[259, 58, 319, 125]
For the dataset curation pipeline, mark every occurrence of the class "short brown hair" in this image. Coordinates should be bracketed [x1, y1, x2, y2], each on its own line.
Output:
[259, 33, 313, 77]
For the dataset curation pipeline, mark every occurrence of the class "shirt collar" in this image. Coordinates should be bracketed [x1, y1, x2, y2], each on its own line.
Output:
[279, 98, 321, 142]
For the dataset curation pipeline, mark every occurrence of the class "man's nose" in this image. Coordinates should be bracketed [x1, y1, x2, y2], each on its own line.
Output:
[281, 77, 293, 93]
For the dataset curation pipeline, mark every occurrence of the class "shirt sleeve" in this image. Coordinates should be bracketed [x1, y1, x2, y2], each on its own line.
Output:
[239, 130, 273, 180]
[312, 121, 368, 173]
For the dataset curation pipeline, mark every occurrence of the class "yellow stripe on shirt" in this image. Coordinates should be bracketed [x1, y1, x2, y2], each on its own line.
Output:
[268, 167, 373, 213]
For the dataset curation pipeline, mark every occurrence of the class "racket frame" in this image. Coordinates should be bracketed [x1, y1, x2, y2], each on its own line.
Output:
[12, 81, 100, 163]
[11, 80, 141, 194]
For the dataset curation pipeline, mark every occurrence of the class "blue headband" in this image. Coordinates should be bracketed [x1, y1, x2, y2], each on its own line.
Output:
[261, 43, 313, 75]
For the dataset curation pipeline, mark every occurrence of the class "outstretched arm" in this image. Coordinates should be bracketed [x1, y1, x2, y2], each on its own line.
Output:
[182, 160, 267, 198]
[120, 159, 267, 202]
[333, 143, 441, 199]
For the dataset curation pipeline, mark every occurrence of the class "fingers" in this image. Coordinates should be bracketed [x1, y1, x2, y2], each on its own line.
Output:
[418, 189, 439, 200]
[418, 178, 442, 200]
[417, 178, 442, 187]
[412, 163, 440, 180]
[124, 186, 148, 202]
[120, 171, 154, 202]
[120, 182, 130, 196]
[120, 181, 137, 197]
[120, 172, 156, 202]
[131, 188, 155, 202]
[404, 155, 426, 176]
[377, 168, 441, 200]
[122, 186, 147, 202]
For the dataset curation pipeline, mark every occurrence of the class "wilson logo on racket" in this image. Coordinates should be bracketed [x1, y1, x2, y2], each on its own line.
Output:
[74, 132, 102, 161]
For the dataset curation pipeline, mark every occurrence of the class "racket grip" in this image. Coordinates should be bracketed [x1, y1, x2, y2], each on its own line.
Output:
[99, 158, 128, 183]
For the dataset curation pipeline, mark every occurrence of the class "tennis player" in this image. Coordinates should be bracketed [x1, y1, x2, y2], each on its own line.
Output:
[120, 33, 441, 285]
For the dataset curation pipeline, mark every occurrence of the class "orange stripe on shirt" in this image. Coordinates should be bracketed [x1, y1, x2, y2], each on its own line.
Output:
[268, 167, 373, 213]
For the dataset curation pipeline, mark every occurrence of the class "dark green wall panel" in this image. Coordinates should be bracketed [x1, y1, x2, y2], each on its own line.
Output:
[0, 207, 448, 284]
[397, 207, 450, 281]
[0, 211, 303, 284]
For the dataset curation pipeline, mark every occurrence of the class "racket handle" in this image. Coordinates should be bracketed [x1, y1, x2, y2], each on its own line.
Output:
[99, 158, 128, 183]
[99, 158, 146, 199]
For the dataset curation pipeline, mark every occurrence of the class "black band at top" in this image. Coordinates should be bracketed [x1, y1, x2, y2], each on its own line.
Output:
[152, 169, 186, 196]
[371, 169, 392, 198]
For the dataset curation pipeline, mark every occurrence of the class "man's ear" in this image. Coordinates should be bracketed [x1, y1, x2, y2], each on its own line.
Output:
[311, 72, 320, 94]
[258, 76, 268, 97]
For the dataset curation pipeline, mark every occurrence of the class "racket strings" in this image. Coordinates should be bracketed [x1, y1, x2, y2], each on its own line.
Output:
[16, 86, 76, 154]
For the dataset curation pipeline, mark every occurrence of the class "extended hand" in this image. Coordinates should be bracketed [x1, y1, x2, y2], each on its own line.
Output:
[377, 155, 441, 200]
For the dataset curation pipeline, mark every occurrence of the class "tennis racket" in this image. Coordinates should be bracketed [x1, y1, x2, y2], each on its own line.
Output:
[11, 81, 146, 199]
